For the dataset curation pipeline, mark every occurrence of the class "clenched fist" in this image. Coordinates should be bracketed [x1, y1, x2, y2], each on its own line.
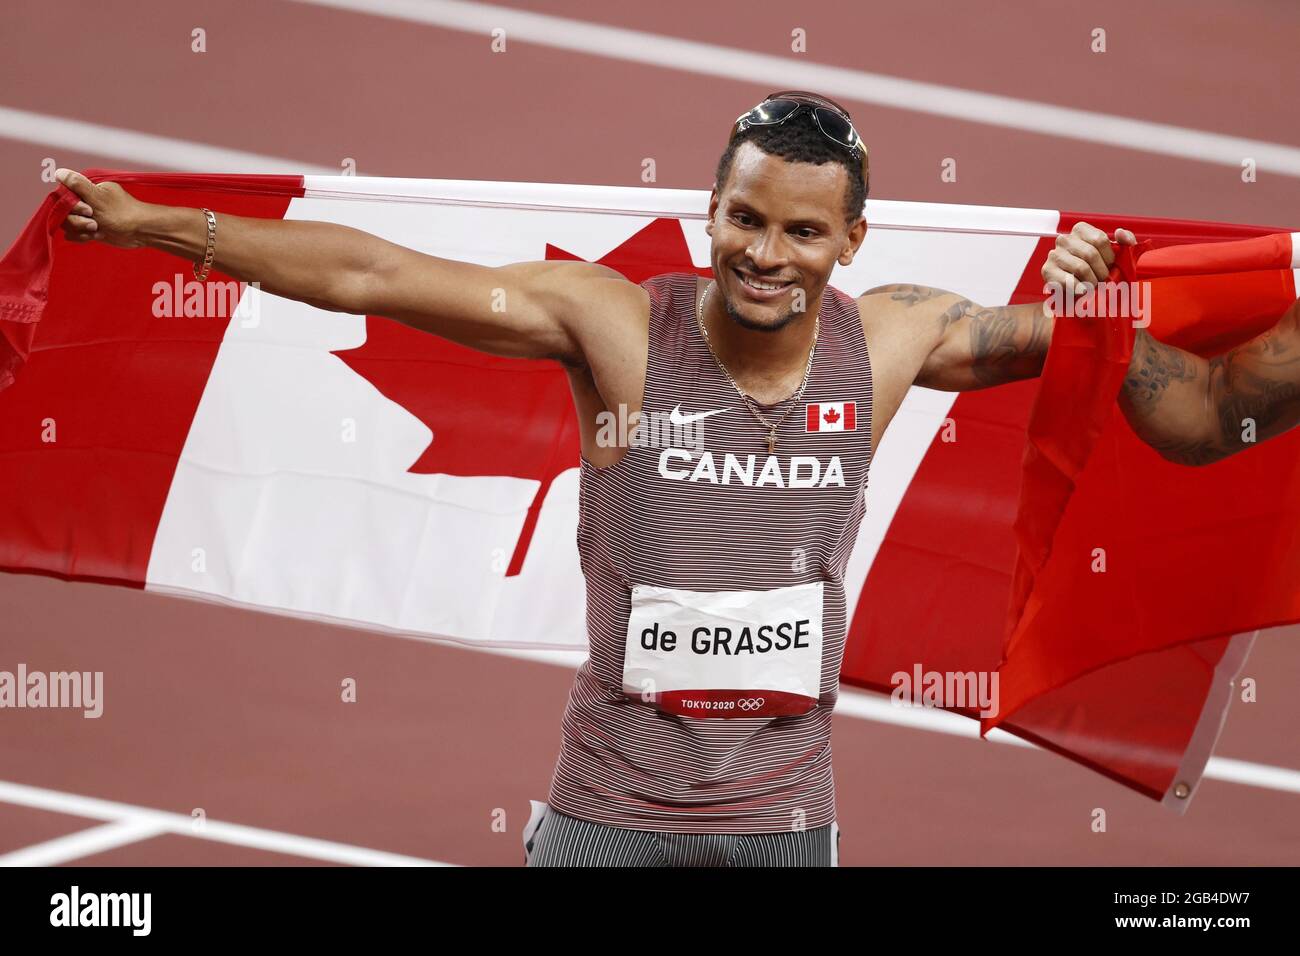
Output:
[1042, 221, 1137, 296]
[54, 168, 149, 249]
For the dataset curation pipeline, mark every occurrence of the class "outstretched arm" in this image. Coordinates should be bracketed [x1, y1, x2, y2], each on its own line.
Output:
[53, 167, 625, 367]
[1119, 300, 1300, 465]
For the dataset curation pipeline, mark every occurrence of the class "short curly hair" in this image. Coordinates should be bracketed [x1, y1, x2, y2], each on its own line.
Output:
[714, 106, 868, 225]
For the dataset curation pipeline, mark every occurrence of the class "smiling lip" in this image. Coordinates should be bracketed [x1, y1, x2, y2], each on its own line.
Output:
[733, 269, 795, 301]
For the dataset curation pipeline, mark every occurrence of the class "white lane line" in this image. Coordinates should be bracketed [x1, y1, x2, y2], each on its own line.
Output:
[0, 818, 169, 867]
[477, 645, 1300, 796]
[1202, 756, 1300, 795]
[291, 0, 1300, 177]
[0, 105, 335, 174]
[0, 780, 450, 867]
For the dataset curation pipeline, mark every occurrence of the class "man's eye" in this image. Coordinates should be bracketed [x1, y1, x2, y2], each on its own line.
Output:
[793, 228, 817, 239]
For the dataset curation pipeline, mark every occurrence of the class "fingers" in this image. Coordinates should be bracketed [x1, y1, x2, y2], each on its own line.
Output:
[53, 171, 99, 232]
[60, 221, 97, 243]
[60, 212, 100, 245]
[1043, 257, 1095, 294]
[1057, 233, 1110, 279]
[1071, 221, 1116, 267]
[1048, 242, 1107, 292]
[54, 167, 96, 201]
[1044, 222, 1139, 294]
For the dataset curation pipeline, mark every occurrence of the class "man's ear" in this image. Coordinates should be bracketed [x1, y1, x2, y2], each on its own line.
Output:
[839, 216, 867, 266]
[706, 186, 719, 237]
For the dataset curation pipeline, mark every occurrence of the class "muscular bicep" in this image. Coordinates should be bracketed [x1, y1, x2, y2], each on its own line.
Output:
[1121, 300, 1300, 464]
[1207, 300, 1300, 452]
[918, 299, 1054, 391]
[361, 246, 623, 364]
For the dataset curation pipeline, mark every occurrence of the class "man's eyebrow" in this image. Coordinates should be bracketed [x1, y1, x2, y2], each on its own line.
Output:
[725, 201, 832, 229]
[775, 213, 835, 231]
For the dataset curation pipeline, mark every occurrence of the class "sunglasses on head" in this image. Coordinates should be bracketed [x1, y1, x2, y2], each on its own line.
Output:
[729, 90, 868, 178]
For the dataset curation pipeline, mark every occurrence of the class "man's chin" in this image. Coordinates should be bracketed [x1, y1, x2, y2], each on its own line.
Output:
[723, 297, 798, 333]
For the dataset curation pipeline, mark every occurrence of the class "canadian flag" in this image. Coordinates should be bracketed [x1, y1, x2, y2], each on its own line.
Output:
[806, 401, 856, 432]
[1, 171, 1297, 811]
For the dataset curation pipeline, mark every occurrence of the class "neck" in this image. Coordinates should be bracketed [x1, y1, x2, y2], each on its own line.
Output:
[698, 278, 822, 379]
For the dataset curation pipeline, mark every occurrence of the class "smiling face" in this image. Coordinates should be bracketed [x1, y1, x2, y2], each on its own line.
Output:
[707, 140, 867, 333]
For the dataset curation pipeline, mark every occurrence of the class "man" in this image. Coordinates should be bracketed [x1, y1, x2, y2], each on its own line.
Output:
[53, 90, 1300, 867]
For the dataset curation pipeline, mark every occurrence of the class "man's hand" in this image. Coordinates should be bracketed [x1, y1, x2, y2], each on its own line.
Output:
[54, 168, 150, 249]
[1042, 222, 1137, 296]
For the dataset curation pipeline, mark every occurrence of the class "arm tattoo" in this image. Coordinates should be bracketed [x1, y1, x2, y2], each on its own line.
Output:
[1207, 315, 1300, 459]
[1210, 344, 1300, 441]
[968, 304, 1045, 385]
[942, 298, 1051, 386]
[1122, 331, 1198, 411]
[864, 284, 947, 307]
[1121, 311, 1300, 465]
[880, 286, 1051, 388]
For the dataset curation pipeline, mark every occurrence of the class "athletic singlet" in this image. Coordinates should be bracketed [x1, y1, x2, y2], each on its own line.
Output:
[546, 272, 874, 833]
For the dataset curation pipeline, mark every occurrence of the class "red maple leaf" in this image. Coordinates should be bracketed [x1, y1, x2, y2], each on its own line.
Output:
[822, 407, 840, 425]
[332, 218, 710, 576]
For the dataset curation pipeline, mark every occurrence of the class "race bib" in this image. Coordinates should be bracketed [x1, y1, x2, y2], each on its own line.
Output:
[623, 582, 825, 718]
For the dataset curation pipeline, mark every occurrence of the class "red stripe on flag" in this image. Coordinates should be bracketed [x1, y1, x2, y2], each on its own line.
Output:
[806, 404, 819, 430]
[839, 208, 1300, 802]
[0, 172, 301, 584]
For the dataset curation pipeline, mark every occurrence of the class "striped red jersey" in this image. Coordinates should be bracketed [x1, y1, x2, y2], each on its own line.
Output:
[546, 272, 874, 833]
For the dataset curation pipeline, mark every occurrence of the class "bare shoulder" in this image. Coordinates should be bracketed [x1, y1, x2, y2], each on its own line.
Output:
[510, 260, 645, 318]
[543, 267, 656, 460]
[855, 283, 964, 353]
[534, 264, 653, 429]
[553, 263, 650, 369]
[857, 283, 962, 309]
[505, 260, 649, 368]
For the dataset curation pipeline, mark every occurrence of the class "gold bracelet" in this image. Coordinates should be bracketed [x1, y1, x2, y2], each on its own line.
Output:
[193, 208, 217, 281]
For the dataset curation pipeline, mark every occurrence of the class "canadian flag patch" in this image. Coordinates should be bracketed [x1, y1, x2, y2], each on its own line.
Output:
[806, 402, 856, 432]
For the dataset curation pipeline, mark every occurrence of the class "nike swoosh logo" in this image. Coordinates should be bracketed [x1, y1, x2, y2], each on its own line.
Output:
[668, 405, 728, 425]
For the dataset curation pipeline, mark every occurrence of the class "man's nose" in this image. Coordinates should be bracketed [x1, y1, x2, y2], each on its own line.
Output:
[746, 228, 790, 272]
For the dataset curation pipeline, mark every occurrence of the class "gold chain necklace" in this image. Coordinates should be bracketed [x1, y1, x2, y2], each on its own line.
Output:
[695, 279, 820, 455]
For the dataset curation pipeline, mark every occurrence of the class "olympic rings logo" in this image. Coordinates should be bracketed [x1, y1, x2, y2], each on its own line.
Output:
[737, 698, 766, 711]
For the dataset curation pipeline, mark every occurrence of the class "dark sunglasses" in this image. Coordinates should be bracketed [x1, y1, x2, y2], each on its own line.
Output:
[729, 90, 868, 178]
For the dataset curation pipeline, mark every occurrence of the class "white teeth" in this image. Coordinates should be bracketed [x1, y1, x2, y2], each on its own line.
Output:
[740, 274, 789, 291]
